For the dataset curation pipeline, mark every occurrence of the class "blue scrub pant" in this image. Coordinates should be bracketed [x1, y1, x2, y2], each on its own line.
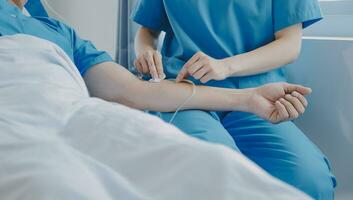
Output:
[159, 110, 337, 200]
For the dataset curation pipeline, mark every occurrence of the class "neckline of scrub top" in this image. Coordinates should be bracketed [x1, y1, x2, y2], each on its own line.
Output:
[0, 0, 26, 17]
[25, 0, 49, 17]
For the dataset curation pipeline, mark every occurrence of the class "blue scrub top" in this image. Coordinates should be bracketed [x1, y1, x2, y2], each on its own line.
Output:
[132, 0, 323, 88]
[0, 0, 112, 76]
[25, 0, 49, 17]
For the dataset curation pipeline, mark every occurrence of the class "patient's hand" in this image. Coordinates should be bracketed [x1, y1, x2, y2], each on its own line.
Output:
[248, 83, 312, 124]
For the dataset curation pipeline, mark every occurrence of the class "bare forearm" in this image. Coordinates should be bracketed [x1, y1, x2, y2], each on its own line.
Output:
[84, 62, 250, 113]
[225, 24, 302, 77]
[225, 37, 300, 76]
[131, 80, 250, 112]
[84, 62, 312, 124]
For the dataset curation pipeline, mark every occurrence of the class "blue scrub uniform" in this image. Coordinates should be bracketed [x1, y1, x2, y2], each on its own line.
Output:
[0, 0, 112, 76]
[25, 0, 49, 17]
[132, 0, 336, 199]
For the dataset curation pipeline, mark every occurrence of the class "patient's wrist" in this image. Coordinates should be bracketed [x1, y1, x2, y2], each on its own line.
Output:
[230, 89, 252, 112]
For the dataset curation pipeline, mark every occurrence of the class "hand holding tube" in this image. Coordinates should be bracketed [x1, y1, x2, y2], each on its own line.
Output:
[176, 51, 230, 83]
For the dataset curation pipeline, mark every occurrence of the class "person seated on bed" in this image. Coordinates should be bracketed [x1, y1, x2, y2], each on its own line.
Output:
[0, 0, 336, 199]
[0, 0, 311, 125]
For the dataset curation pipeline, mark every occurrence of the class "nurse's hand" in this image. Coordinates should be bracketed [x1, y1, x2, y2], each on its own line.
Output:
[249, 83, 312, 124]
[134, 49, 165, 80]
[176, 52, 230, 83]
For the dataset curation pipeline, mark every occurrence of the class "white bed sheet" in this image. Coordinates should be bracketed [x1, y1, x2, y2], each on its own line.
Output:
[0, 34, 312, 200]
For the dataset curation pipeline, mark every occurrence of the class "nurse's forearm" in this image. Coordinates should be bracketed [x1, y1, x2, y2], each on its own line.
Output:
[135, 27, 160, 56]
[84, 62, 250, 113]
[226, 23, 302, 77]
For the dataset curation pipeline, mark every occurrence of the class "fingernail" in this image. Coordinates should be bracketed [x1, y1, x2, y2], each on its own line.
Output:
[149, 78, 161, 83]
[159, 74, 166, 80]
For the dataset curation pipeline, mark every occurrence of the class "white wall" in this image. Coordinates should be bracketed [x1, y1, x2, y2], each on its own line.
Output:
[305, 0, 353, 37]
[42, 0, 118, 58]
[286, 39, 353, 200]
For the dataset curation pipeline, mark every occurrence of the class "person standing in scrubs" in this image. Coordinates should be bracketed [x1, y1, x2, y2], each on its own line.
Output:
[132, 0, 336, 199]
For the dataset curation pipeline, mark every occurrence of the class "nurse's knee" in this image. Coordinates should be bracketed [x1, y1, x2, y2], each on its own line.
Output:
[193, 128, 238, 150]
[289, 158, 335, 200]
[160, 110, 239, 151]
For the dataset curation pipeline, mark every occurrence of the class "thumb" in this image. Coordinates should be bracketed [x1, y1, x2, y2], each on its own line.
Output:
[284, 83, 312, 95]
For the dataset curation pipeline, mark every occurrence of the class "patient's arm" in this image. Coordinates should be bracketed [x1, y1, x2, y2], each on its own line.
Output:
[84, 62, 311, 124]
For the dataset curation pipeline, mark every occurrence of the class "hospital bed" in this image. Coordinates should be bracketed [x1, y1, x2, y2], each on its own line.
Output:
[0, 2, 315, 200]
[19, 1, 353, 199]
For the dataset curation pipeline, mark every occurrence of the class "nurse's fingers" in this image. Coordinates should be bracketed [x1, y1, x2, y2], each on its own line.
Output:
[153, 51, 165, 79]
[275, 100, 289, 123]
[177, 52, 208, 82]
[139, 56, 149, 74]
[134, 60, 143, 74]
[188, 60, 207, 75]
[145, 52, 158, 79]
[176, 67, 189, 82]
[200, 73, 212, 84]
[183, 52, 202, 69]
[283, 83, 312, 96]
[193, 66, 210, 80]
[280, 98, 299, 120]
[285, 94, 305, 114]
[177, 53, 202, 82]
[291, 91, 308, 108]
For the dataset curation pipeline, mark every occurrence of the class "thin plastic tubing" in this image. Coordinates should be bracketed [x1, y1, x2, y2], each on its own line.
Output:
[167, 79, 196, 124]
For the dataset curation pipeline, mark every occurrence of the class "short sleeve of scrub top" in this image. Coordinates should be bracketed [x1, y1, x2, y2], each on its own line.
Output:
[24, 0, 49, 17]
[130, 0, 323, 89]
[0, 0, 112, 76]
[54, 22, 114, 75]
[273, 0, 323, 33]
[130, 0, 170, 32]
